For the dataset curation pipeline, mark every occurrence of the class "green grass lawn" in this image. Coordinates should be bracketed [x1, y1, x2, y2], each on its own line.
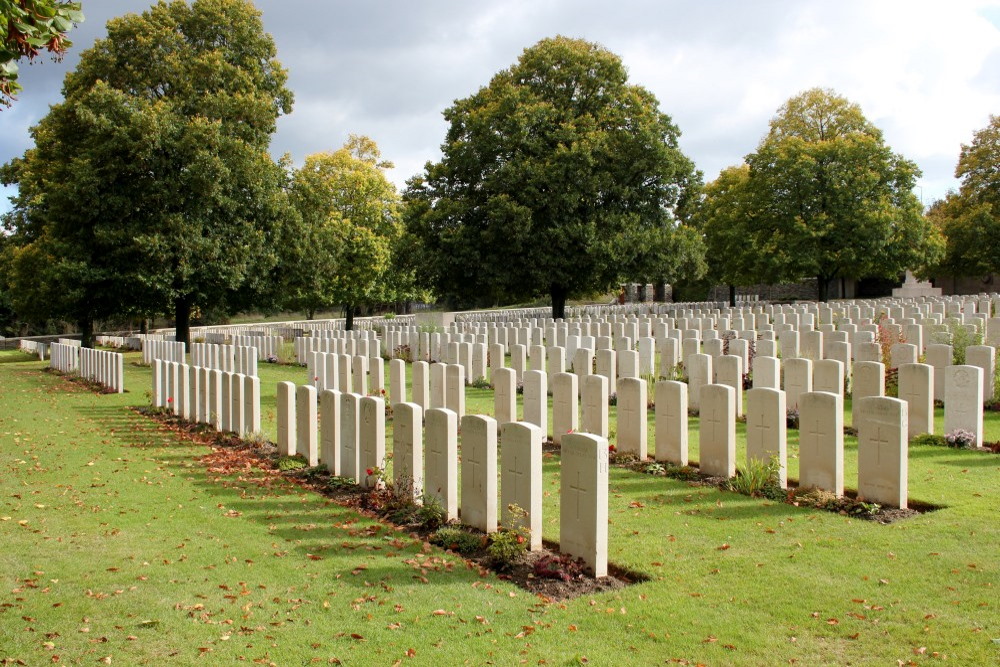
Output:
[1, 350, 998, 665]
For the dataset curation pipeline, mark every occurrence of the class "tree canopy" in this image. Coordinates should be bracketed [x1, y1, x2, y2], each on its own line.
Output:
[736, 88, 939, 300]
[404, 36, 703, 318]
[1, 0, 292, 346]
[1, 0, 83, 106]
[284, 135, 402, 328]
[928, 115, 1000, 279]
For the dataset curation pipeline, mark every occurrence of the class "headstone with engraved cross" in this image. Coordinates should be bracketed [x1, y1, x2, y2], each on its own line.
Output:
[687, 353, 712, 411]
[500, 421, 543, 550]
[522, 370, 548, 439]
[359, 396, 385, 489]
[855, 396, 908, 508]
[798, 391, 844, 496]
[654, 380, 688, 465]
[699, 384, 736, 478]
[560, 432, 609, 577]
[616, 377, 648, 459]
[339, 392, 362, 484]
[745, 387, 787, 487]
[580, 374, 609, 438]
[898, 363, 933, 438]
[552, 372, 579, 445]
[425, 408, 459, 521]
[393, 402, 423, 501]
[493, 367, 517, 426]
[851, 361, 885, 426]
[461, 414, 498, 533]
[783, 357, 813, 412]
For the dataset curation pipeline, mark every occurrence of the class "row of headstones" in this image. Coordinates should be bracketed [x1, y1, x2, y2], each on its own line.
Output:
[306, 351, 386, 397]
[48, 342, 125, 393]
[151, 360, 260, 436]
[19, 339, 47, 360]
[274, 382, 609, 575]
[189, 343, 259, 377]
[295, 335, 382, 365]
[78, 346, 125, 393]
[231, 334, 282, 360]
[94, 335, 143, 350]
[142, 340, 187, 365]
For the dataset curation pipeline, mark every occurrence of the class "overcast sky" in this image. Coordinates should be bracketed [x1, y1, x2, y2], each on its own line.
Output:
[3, 0, 1000, 214]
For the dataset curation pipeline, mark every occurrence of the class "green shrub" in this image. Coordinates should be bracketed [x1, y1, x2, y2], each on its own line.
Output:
[430, 527, 484, 555]
[727, 457, 784, 499]
[277, 455, 308, 471]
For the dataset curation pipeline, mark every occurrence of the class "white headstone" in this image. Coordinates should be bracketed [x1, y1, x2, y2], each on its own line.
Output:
[560, 433, 609, 577]
[500, 421, 543, 550]
[460, 414, 498, 533]
[798, 391, 844, 497]
[745, 387, 787, 487]
[699, 384, 736, 478]
[654, 380, 688, 465]
[855, 396, 908, 508]
[425, 407, 459, 520]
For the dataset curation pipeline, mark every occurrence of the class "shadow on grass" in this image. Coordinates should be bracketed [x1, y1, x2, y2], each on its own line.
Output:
[69, 403, 497, 592]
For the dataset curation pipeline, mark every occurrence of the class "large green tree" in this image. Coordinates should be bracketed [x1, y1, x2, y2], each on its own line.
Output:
[744, 88, 938, 301]
[1, 0, 83, 106]
[405, 36, 703, 318]
[284, 136, 401, 328]
[693, 165, 760, 306]
[929, 115, 1000, 278]
[1, 0, 293, 346]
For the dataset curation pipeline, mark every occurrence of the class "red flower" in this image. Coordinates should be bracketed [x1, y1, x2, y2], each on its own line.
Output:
[167, 397, 173, 403]
[515, 535, 525, 544]
[608, 444, 616, 452]
[366, 468, 375, 476]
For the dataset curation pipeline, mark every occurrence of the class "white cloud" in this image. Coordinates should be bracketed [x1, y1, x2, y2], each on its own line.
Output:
[3, 0, 999, 213]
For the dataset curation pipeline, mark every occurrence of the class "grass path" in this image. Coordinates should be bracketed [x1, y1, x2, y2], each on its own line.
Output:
[1, 351, 998, 665]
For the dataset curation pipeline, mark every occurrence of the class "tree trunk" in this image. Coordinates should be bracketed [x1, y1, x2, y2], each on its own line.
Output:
[175, 294, 193, 351]
[140, 318, 148, 335]
[728, 284, 737, 308]
[653, 282, 666, 303]
[344, 304, 355, 331]
[307, 308, 315, 320]
[817, 275, 830, 303]
[550, 285, 568, 320]
[79, 315, 94, 348]
[840, 276, 847, 299]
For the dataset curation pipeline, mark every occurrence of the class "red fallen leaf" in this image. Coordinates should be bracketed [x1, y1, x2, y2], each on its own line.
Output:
[717, 543, 731, 551]
[350, 633, 365, 640]
[723, 644, 736, 650]
[826, 618, 839, 625]
[432, 609, 453, 616]
[405, 648, 416, 658]
[702, 635, 718, 643]
[913, 647, 927, 655]
[628, 501, 645, 508]
[847, 633, 860, 640]
[306, 554, 322, 561]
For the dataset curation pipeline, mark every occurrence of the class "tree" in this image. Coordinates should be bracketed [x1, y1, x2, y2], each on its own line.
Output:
[1, 0, 293, 347]
[284, 136, 400, 328]
[693, 165, 758, 306]
[929, 115, 1000, 278]
[405, 36, 702, 319]
[744, 88, 939, 301]
[1, 0, 83, 106]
